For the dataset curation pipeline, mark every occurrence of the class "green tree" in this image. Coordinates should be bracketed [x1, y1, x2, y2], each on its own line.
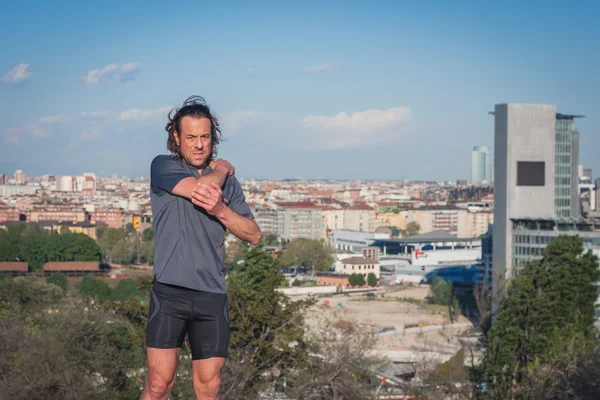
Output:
[348, 273, 356, 286]
[478, 236, 600, 399]
[0, 229, 16, 261]
[429, 276, 457, 323]
[263, 234, 281, 246]
[18, 230, 49, 271]
[367, 272, 377, 287]
[402, 221, 421, 238]
[76, 274, 97, 297]
[280, 238, 335, 276]
[98, 227, 128, 261]
[111, 278, 141, 300]
[46, 272, 68, 293]
[224, 244, 312, 397]
[111, 239, 133, 265]
[355, 273, 365, 286]
[142, 227, 154, 242]
[93, 278, 112, 301]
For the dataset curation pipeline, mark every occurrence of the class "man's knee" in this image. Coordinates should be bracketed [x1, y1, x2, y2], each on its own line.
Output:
[147, 376, 175, 398]
[194, 375, 221, 397]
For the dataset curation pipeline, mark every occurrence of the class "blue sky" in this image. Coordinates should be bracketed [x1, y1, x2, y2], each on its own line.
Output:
[1, 0, 599, 181]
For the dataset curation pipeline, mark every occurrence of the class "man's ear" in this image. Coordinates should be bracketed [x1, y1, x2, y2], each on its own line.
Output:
[174, 131, 180, 146]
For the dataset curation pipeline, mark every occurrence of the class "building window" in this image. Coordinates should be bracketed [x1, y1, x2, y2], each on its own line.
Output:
[517, 162, 545, 186]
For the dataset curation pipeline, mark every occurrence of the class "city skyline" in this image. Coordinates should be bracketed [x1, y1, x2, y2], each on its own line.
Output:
[1, 1, 599, 180]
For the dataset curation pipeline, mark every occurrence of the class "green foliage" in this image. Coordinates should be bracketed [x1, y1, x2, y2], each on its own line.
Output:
[428, 348, 468, 384]
[478, 235, 600, 399]
[263, 234, 281, 246]
[349, 273, 365, 286]
[367, 272, 377, 287]
[0, 223, 100, 271]
[111, 278, 141, 300]
[402, 221, 421, 238]
[45, 272, 68, 292]
[142, 227, 154, 242]
[226, 244, 313, 397]
[0, 291, 143, 399]
[429, 276, 453, 305]
[0, 277, 63, 312]
[280, 238, 335, 276]
[76, 274, 97, 297]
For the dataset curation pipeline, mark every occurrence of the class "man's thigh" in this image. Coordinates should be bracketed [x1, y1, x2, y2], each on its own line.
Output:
[146, 282, 191, 350]
[146, 347, 181, 382]
[187, 292, 230, 360]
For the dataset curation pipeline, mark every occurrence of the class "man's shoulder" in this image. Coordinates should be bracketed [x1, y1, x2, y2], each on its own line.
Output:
[151, 154, 177, 170]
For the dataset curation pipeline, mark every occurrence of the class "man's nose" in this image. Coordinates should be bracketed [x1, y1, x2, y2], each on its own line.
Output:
[194, 138, 204, 149]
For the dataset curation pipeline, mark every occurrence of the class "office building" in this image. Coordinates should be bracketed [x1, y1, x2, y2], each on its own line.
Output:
[492, 103, 600, 310]
[471, 146, 492, 186]
[554, 114, 581, 218]
[492, 104, 557, 295]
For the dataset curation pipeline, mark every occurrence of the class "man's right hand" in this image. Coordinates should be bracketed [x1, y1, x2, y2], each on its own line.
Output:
[210, 159, 235, 176]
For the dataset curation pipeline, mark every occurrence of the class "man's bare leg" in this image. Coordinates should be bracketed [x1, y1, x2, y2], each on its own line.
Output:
[192, 357, 225, 400]
[141, 348, 181, 400]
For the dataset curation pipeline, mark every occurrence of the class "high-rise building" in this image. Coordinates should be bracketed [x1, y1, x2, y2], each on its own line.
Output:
[554, 114, 581, 218]
[492, 104, 556, 296]
[491, 103, 600, 311]
[0, 174, 5, 185]
[471, 146, 492, 186]
[13, 170, 25, 185]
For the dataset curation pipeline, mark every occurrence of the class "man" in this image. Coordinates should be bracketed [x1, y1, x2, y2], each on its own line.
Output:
[142, 95, 262, 400]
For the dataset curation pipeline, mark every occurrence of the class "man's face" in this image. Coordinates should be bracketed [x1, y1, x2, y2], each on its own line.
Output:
[175, 116, 212, 169]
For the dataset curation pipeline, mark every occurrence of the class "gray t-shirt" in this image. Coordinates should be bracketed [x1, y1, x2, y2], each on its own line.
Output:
[150, 155, 253, 293]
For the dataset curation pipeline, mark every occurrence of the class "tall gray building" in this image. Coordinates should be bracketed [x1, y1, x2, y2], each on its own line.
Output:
[492, 104, 556, 305]
[492, 104, 598, 312]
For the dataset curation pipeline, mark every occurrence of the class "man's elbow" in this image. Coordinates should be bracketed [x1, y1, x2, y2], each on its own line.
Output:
[249, 230, 262, 246]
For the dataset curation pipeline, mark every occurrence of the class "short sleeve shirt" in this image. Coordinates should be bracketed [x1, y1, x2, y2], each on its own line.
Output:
[150, 155, 253, 293]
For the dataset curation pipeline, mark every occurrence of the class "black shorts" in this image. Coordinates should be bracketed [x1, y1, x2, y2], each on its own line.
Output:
[146, 281, 230, 360]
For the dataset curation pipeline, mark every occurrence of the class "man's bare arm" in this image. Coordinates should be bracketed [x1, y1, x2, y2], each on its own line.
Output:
[215, 207, 262, 245]
[171, 159, 234, 200]
[191, 182, 262, 245]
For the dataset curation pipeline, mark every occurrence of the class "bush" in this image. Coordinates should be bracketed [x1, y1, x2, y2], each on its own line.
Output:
[367, 273, 377, 287]
[46, 272, 68, 292]
[76, 274, 97, 297]
[111, 278, 141, 301]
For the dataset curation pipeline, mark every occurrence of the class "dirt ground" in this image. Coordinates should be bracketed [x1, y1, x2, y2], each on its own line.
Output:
[303, 286, 473, 353]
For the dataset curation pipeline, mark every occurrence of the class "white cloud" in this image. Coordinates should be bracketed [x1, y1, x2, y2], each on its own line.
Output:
[301, 106, 413, 149]
[82, 62, 142, 86]
[1, 63, 31, 84]
[3, 124, 48, 143]
[305, 63, 335, 73]
[79, 130, 99, 141]
[119, 106, 172, 121]
[39, 114, 69, 124]
[247, 68, 256, 77]
[220, 111, 264, 135]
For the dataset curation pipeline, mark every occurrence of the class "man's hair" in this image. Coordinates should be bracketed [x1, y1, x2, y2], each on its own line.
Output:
[165, 95, 222, 161]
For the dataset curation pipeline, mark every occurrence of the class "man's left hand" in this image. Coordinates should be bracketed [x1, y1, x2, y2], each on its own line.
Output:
[191, 182, 226, 217]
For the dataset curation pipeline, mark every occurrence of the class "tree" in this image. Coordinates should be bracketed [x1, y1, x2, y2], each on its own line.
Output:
[263, 234, 281, 246]
[429, 276, 457, 323]
[46, 272, 68, 293]
[280, 238, 335, 276]
[355, 273, 365, 286]
[93, 278, 112, 301]
[0, 229, 16, 261]
[111, 240, 134, 265]
[477, 236, 600, 399]
[76, 274, 97, 298]
[0, 277, 63, 312]
[0, 285, 144, 399]
[223, 244, 312, 398]
[111, 278, 141, 301]
[402, 221, 421, 238]
[367, 272, 377, 287]
[142, 227, 154, 242]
